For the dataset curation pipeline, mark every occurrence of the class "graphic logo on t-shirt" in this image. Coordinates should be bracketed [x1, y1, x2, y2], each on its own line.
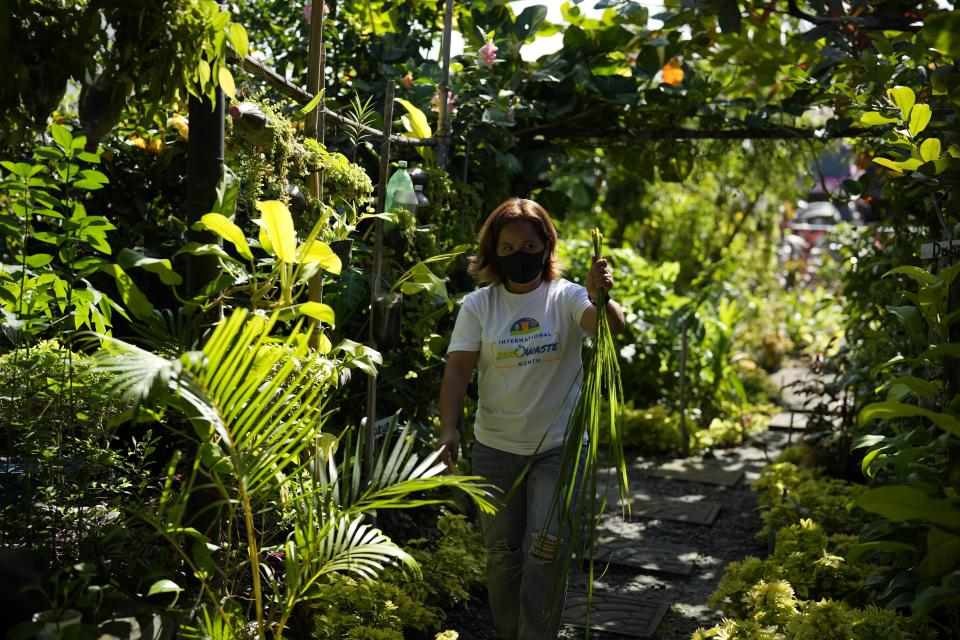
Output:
[509, 317, 541, 336]
[495, 316, 562, 368]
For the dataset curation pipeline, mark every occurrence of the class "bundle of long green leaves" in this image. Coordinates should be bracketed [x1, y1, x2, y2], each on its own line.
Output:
[551, 228, 629, 626]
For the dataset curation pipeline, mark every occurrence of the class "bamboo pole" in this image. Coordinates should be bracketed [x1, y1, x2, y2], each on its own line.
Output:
[436, 0, 454, 168]
[365, 80, 396, 480]
[305, 0, 326, 347]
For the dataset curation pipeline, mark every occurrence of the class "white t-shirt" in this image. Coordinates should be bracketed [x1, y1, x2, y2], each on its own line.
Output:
[447, 278, 594, 455]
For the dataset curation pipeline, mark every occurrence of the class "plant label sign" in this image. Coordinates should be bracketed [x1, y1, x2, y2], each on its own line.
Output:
[373, 415, 396, 440]
[921, 240, 960, 260]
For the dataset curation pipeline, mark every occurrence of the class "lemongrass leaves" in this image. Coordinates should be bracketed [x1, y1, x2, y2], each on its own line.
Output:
[551, 229, 630, 634]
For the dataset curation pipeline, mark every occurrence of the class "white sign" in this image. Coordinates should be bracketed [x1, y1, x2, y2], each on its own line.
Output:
[372, 414, 397, 439]
[921, 240, 960, 260]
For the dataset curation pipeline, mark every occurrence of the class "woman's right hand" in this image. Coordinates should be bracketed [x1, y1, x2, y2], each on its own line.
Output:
[436, 427, 460, 468]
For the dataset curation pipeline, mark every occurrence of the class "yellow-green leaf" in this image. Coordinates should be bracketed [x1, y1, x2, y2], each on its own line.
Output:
[318, 331, 332, 355]
[860, 111, 899, 126]
[873, 157, 906, 173]
[394, 98, 432, 139]
[920, 138, 942, 162]
[909, 104, 932, 137]
[296, 302, 336, 325]
[218, 67, 236, 100]
[887, 86, 915, 120]
[298, 240, 342, 275]
[198, 59, 211, 86]
[228, 23, 249, 59]
[254, 200, 296, 262]
[198, 213, 252, 260]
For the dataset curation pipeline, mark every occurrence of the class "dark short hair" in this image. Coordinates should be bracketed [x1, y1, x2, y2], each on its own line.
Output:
[468, 198, 561, 285]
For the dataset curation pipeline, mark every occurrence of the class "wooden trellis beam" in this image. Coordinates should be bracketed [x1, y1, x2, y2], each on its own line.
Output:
[229, 51, 438, 147]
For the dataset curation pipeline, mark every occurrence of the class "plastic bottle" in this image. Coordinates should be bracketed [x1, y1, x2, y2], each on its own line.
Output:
[384, 160, 418, 213]
[414, 184, 429, 208]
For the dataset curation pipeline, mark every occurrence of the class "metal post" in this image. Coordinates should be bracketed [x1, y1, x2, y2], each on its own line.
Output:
[365, 80, 396, 479]
[436, 0, 454, 168]
[678, 317, 690, 457]
[305, 0, 326, 347]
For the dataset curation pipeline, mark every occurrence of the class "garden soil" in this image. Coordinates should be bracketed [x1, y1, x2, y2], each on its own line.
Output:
[442, 429, 791, 639]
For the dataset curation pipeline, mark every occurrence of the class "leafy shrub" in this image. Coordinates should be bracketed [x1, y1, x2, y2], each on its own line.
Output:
[693, 599, 919, 640]
[311, 574, 437, 639]
[785, 599, 854, 640]
[710, 519, 867, 615]
[751, 463, 867, 539]
[617, 403, 683, 454]
[311, 514, 485, 638]
[742, 579, 799, 628]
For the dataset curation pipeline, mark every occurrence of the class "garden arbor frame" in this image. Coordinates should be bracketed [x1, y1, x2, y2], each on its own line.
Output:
[220, 5, 923, 475]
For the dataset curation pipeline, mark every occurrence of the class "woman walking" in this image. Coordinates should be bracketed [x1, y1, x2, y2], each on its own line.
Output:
[437, 198, 624, 639]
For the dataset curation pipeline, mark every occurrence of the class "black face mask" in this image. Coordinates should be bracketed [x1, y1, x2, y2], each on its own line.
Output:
[499, 250, 545, 284]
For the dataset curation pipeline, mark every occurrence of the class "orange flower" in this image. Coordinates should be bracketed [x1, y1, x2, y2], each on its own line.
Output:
[662, 59, 684, 86]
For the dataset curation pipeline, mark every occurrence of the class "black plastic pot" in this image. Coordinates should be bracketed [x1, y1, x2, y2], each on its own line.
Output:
[329, 238, 354, 269]
[372, 292, 403, 352]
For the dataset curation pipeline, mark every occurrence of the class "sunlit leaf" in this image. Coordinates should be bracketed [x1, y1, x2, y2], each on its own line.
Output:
[297, 240, 341, 274]
[886, 86, 915, 120]
[909, 103, 932, 137]
[920, 138, 942, 162]
[197, 213, 253, 260]
[254, 200, 297, 262]
[394, 98, 432, 139]
[859, 112, 899, 126]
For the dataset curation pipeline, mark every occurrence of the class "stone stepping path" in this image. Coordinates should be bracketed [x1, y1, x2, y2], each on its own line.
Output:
[768, 411, 808, 431]
[593, 535, 698, 576]
[555, 364, 830, 638]
[643, 460, 745, 487]
[563, 591, 669, 638]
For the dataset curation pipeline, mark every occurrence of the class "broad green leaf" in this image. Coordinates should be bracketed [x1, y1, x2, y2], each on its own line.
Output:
[859, 400, 960, 437]
[318, 331, 332, 355]
[100, 264, 154, 320]
[886, 375, 940, 400]
[854, 486, 960, 528]
[883, 265, 938, 286]
[197, 213, 253, 260]
[295, 302, 335, 325]
[860, 111, 899, 126]
[922, 11, 960, 58]
[254, 200, 296, 262]
[218, 67, 236, 100]
[909, 104, 932, 137]
[51, 124, 73, 150]
[116, 248, 183, 286]
[24, 254, 53, 268]
[228, 23, 249, 59]
[887, 86, 915, 121]
[175, 242, 244, 265]
[919, 343, 960, 362]
[846, 540, 916, 563]
[298, 240, 341, 274]
[851, 434, 887, 450]
[920, 138, 942, 162]
[394, 98, 432, 138]
[917, 528, 960, 581]
[861, 447, 887, 478]
[198, 59, 211, 85]
[147, 579, 183, 595]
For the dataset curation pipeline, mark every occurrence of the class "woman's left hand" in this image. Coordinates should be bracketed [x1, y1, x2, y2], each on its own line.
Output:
[586, 256, 613, 303]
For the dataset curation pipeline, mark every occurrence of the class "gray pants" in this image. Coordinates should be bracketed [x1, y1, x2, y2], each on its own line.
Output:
[472, 441, 583, 640]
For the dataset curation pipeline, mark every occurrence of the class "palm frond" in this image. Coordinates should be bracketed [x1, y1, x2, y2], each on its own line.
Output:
[316, 423, 496, 515]
[93, 335, 183, 401]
